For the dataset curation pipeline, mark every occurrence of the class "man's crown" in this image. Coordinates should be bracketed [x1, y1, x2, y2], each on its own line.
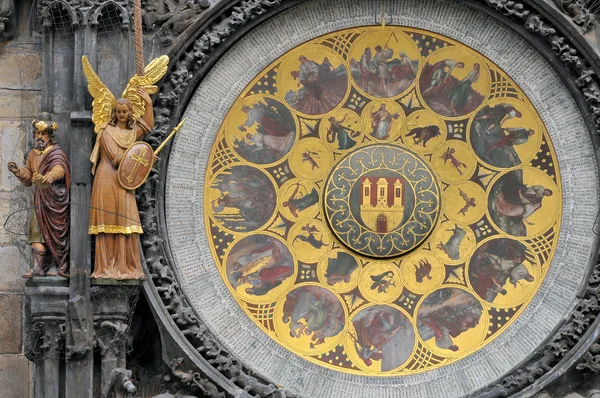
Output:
[32, 119, 58, 133]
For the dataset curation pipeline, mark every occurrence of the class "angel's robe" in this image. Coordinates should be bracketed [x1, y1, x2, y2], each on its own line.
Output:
[88, 120, 150, 280]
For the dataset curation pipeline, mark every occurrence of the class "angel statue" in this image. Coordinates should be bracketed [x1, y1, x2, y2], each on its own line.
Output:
[82, 55, 168, 280]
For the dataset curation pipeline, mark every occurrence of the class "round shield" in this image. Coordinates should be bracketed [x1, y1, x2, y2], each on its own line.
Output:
[117, 141, 154, 190]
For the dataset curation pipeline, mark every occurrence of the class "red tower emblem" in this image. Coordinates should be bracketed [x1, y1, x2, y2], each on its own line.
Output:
[359, 176, 405, 233]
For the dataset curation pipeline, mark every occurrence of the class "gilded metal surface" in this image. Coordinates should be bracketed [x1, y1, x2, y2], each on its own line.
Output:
[203, 25, 562, 376]
[324, 144, 440, 257]
[82, 55, 169, 134]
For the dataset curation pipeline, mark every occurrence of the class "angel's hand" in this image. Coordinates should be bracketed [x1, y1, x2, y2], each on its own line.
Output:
[136, 87, 152, 105]
[153, 154, 158, 164]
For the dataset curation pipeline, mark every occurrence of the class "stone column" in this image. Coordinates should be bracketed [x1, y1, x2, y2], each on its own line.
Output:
[36, 2, 134, 396]
[92, 283, 140, 397]
[25, 277, 69, 398]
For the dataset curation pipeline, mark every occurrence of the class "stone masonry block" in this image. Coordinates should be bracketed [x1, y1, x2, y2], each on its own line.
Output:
[0, 52, 41, 90]
[0, 246, 26, 291]
[0, 120, 26, 190]
[0, 355, 31, 398]
[0, 188, 29, 246]
[0, 294, 22, 354]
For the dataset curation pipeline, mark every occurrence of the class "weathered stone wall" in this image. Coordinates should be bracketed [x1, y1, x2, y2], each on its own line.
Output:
[0, 1, 40, 396]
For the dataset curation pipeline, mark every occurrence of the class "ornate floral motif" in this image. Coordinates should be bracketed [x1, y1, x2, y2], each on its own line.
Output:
[553, 0, 596, 33]
[484, 0, 600, 131]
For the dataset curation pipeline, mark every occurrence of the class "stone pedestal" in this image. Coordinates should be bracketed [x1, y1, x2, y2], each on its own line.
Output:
[91, 281, 141, 397]
[24, 276, 69, 398]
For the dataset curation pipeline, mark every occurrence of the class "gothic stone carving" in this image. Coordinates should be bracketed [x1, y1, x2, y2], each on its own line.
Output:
[135, 0, 600, 396]
[92, 284, 141, 397]
[553, 0, 596, 33]
[95, 320, 129, 360]
[65, 295, 93, 359]
[165, 358, 225, 397]
[576, 336, 600, 372]
[485, 0, 600, 128]
[101, 368, 137, 398]
[37, 0, 211, 46]
[0, 0, 14, 39]
[140, 1, 298, 395]
[140, 0, 211, 47]
[37, 0, 130, 28]
[27, 321, 65, 363]
[25, 280, 70, 362]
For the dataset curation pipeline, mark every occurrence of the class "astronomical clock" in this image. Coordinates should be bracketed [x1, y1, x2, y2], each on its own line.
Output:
[162, 0, 599, 396]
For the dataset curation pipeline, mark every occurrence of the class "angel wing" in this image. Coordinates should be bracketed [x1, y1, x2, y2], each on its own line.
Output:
[458, 188, 471, 202]
[82, 55, 116, 133]
[121, 55, 169, 122]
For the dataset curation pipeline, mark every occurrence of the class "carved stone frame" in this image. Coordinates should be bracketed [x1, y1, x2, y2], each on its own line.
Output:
[138, 0, 600, 396]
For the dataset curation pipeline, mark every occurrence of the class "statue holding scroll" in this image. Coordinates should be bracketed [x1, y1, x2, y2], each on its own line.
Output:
[7, 120, 70, 277]
[83, 55, 169, 280]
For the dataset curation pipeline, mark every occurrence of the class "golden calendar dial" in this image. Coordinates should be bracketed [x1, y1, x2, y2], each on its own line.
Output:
[204, 25, 561, 375]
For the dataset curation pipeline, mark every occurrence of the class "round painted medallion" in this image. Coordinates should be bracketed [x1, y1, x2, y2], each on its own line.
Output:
[324, 144, 441, 258]
[199, 25, 563, 376]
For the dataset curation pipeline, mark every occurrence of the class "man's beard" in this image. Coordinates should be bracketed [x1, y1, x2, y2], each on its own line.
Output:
[34, 139, 47, 150]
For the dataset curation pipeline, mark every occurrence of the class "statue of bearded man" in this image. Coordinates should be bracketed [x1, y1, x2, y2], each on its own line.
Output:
[7, 119, 70, 277]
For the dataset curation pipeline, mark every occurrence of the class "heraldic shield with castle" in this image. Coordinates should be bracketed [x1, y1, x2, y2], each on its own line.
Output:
[203, 25, 562, 375]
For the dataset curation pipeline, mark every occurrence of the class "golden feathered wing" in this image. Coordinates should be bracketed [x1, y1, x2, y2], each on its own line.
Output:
[121, 55, 169, 122]
[82, 55, 116, 134]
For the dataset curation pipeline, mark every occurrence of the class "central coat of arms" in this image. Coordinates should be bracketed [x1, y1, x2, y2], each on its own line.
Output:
[324, 144, 440, 258]
[359, 176, 406, 232]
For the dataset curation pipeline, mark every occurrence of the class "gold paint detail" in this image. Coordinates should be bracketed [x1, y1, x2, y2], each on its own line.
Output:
[88, 225, 143, 234]
[33, 145, 54, 155]
[126, 146, 149, 184]
[203, 25, 562, 376]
